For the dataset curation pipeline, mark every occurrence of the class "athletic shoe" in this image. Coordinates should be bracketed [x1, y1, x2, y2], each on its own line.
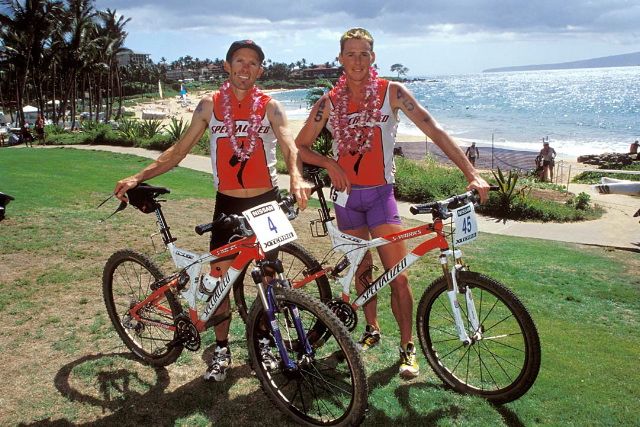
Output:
[399, 342, 419, 379]
[259, 337, 279, 371]
[357, 325, 381, 351]
[204, 346, 231, 381]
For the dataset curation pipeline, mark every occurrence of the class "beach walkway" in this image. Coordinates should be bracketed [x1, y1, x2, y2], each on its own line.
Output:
[52, 145, 640, 251]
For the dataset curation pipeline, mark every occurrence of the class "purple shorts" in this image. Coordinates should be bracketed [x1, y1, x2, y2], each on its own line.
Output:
[334, 184, 402, 231]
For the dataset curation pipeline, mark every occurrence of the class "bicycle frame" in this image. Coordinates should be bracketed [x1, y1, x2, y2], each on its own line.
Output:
[128, 205, 313, 369]
[294, 181, 481, 344]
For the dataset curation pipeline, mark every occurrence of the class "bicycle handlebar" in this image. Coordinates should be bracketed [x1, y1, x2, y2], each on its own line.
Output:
[410, 186, 499, 219]
[409, 191, 479, 218]
[194, 195, 299, 237]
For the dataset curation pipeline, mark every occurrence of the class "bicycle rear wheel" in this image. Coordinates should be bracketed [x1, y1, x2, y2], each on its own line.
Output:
[416, 271, 540, 404]
[234, 242, 331, 322]
[103, 249, 184, 366]
[246, 287, 368, 426]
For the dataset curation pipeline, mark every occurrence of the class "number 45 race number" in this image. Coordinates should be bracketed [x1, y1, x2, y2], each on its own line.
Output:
[452, 203, 478, 246]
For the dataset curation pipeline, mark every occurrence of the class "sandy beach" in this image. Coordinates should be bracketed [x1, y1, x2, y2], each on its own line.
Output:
[128, 89, 586, 182]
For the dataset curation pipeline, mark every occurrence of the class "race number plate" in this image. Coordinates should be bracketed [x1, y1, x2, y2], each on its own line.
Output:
[329, 187, 349, 208]
[243, 201, 297, 252]
[452, 203, 478, 246]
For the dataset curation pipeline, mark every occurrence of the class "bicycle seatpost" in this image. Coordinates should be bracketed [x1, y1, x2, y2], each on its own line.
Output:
[310, 172, 332, 222]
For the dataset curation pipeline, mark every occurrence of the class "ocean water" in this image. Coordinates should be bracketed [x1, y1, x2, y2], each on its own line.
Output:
[270, 67, 640, 158]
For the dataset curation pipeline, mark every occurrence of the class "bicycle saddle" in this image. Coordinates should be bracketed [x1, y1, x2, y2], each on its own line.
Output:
[127, 183, 170, 214]
[0, 192, 14, 221]
[0, 192, 14, 208]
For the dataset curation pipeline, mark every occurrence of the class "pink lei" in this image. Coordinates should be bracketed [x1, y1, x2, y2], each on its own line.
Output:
[330, 67, 382, 156]
[220, 80, 265, 162]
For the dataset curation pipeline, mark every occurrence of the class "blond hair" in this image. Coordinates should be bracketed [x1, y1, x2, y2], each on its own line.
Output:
[340, 27, 374, 52]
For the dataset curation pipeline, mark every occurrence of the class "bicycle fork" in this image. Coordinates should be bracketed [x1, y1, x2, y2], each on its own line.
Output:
[440, 249, 481, 346]
[252, 260, 314, 371]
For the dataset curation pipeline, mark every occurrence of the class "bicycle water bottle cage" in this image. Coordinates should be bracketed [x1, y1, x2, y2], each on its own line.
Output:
[127, 183, 170, 214]
[310, 216, 329, 237]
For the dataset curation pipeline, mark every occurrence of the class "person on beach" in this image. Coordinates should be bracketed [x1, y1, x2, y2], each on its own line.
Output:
[465, 142, 479, 166]
[35, 115, 45, 145]
[295, 27, 490, 379]
[539, 140, 556, 182]
[21, 123, 33, 147]
[114, 39, 310, 382]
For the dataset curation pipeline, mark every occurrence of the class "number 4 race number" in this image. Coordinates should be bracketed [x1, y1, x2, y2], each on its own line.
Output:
[452, 203, 478, 246]
[243, 201, 297, 252]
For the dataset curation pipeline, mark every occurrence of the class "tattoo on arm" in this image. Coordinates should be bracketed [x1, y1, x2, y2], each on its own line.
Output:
[314, 99, 326, 122]
[194, 100, 204, 113]
[273, 103, 284, 118]
[396, 87, 416, 111]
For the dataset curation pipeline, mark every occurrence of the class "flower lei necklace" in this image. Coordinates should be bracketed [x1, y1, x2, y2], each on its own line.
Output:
[220, 80, 264, 162]
[330, 66, 381, 155]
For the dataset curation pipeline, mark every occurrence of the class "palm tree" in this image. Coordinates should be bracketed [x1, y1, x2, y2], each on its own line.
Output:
[57, 0, 97, 128]
[96, 8, 130, 120]
[0, 0, 61, 125]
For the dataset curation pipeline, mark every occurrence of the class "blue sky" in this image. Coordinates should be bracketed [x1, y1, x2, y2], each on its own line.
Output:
[97, 0, 640, 75]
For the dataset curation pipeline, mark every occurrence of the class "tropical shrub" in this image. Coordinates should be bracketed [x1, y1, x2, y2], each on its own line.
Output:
[394, 157, 468, 202]
[166, 117, 189, 141]
[117, 118, 140, 140]
[139, 119, 165, 139]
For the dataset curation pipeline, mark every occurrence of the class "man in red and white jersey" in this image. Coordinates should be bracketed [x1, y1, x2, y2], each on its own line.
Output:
[114, 39, 310, 382]
[296, 28, 489, 379]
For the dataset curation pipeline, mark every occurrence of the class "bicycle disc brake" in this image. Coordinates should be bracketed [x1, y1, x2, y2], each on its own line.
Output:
[175, 316, 201, 351]
[326, 299, 358, 332]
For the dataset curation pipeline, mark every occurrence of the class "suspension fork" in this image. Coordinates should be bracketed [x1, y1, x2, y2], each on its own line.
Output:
[440, 249, 480, 345]
[251, 259, 314, 370]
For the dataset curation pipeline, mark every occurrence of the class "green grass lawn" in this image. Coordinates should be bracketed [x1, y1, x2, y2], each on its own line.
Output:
[1, 147, 639, 426]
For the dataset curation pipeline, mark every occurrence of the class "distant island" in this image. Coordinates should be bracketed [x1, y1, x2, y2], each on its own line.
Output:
[483, 51, 640, 73]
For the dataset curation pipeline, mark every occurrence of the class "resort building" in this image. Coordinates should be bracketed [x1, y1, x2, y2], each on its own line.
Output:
[291, 65, 341, 79]
[116, 49, 152, 67]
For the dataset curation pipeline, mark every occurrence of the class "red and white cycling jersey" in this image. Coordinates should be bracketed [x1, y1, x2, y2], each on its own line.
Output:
[209, 90, 277, 191]
[326, 79, 399, 186]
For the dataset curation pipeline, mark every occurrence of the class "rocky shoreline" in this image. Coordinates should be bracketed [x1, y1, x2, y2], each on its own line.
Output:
[577, 152, 640, 169]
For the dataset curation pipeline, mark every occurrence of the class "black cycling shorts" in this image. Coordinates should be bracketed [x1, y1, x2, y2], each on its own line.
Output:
[210, 188, 279, 251]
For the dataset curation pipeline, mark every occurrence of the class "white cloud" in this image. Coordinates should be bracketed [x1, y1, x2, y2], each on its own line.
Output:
[92, 0, 640, 74]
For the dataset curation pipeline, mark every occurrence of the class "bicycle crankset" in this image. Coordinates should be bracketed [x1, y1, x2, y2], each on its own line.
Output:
[175, 316, 201, 351]
[326, 299, 358, 332]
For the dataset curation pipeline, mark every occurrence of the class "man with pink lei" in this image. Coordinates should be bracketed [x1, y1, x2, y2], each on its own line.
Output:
[295, 28, 489, 379]
[114, 40, 310, 382]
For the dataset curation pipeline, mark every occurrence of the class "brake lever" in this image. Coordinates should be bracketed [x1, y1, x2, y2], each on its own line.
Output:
[96, 193, 116, 209]
[97, 194, 128, 223]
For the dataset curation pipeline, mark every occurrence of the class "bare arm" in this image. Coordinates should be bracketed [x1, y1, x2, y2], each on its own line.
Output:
[267, 99, 310, 210]
[294, 95, 350, 192]
[113, 95, 212, 201]
[390, 82, 490, 202]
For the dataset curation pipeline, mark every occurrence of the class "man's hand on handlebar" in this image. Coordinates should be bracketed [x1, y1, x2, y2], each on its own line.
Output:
[466, 176, 491, 203]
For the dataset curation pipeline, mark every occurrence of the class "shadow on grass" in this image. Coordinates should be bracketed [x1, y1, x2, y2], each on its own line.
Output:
[21, 352, 295, 427]
[24, 352, 526, 427]
[364, 362, 526, 427]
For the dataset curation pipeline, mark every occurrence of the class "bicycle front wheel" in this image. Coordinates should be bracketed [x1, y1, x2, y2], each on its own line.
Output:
[416, 271, 540, 404]
[246, 287, 368, 426]
[234, 242, 331, 322]
[103, 249, 184, 367]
